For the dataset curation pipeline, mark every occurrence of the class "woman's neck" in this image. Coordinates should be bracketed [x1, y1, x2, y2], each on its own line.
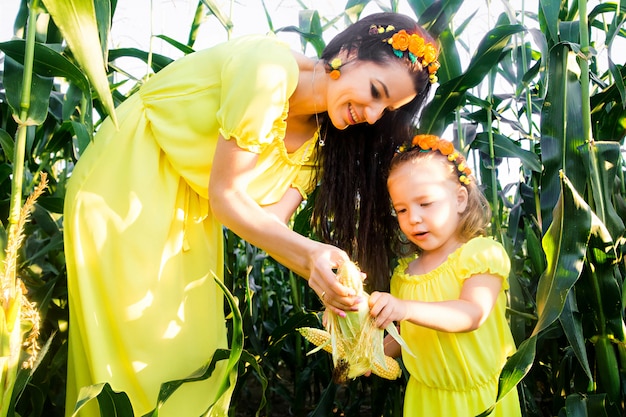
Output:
[290, 54, 326, 118]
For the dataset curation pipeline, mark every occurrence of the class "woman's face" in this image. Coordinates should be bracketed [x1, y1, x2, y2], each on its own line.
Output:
[326, 58, 417, 130]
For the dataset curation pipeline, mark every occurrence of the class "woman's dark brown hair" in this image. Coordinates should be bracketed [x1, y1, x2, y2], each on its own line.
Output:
[311, 12, 437, 292]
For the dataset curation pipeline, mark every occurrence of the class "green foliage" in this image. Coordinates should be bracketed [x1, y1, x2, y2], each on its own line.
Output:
[1, 0, 626, 416]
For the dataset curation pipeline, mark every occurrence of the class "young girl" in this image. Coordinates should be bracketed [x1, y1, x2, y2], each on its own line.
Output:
[368, 135, 521, 416]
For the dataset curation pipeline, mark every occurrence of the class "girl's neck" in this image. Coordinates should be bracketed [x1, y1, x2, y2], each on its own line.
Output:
[413, 238, 465, 275]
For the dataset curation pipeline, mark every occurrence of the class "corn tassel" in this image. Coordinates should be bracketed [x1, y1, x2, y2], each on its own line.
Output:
[298, 261, 412, 382]
[0, 174, 44, 417]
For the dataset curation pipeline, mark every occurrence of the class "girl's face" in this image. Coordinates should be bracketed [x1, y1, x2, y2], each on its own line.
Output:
[387, 157, 468, 256]
[326, 58, 417, 130]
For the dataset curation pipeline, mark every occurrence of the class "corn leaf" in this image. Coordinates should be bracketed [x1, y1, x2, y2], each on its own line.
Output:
[419, 24, 525, 135]
[71, 383, 133, 417]
[559, 292, 592, 381]
[478, 172, 592, 416]
[2, 55, 52, 126]
[41, 0, 117, 126]
[539, 43, 586, 233]
[200, 0, 233, 33]
[0, 129, 15, 164]
[579, 141, 625, 240]
[0, 40, 90, 97]
[472, 133, 542, 173]
[565, 393, 610, 416]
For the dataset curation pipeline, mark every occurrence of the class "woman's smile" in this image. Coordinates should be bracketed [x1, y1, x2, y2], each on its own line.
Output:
[348, 103, 362, 124]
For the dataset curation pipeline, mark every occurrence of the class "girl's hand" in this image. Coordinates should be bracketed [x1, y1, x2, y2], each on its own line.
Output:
[368, 291, 407, 329]
[307, 243, 360, 317]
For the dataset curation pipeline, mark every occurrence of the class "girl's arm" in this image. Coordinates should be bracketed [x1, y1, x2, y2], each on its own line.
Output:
[383, 332, 402, 358]
[209, 135, 359, 314]
[369, 273, 503, 332]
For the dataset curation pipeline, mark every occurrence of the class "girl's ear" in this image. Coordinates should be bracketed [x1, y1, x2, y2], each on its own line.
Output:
[457, 185, 469, 213]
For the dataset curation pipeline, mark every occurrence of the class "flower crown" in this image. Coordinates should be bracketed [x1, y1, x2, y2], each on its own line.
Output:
[369, 24, 440, 84]
[397, 134, 472, 185]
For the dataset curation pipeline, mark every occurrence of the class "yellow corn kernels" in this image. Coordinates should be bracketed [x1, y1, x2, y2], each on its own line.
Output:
[298, 326, 402, 380]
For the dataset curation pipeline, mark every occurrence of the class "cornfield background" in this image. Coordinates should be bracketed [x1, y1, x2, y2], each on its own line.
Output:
[1, 0, 626, 416]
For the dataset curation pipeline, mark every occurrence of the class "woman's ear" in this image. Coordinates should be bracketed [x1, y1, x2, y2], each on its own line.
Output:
[457, 185, 469, 213]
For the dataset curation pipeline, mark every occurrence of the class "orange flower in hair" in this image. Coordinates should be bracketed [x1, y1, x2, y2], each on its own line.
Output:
[373, 24, 440, 84]
[399, 135, 473, 186]
[408, 35, 426, 58]
[423, 44, 438, 66]
[428, 61, 441, 74]
[390, 30, 411, 51]
[413, 134, 439, 150]
[437, 140, 454, 156]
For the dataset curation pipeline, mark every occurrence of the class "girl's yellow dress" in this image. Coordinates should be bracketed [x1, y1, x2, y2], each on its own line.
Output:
[391, 237, 521, 417]
[63, 35, 317, 417]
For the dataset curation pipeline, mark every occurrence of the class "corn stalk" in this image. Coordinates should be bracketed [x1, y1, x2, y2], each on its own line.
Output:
[0, 0, 50, 414]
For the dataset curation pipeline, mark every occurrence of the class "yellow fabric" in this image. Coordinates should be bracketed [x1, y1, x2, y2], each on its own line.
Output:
[64, 35, 317, 417]
[390, 237, 521, 417]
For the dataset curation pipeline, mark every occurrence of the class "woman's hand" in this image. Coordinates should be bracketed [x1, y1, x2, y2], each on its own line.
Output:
[368, 291, 407, 329]
[307, 243, 361, 316]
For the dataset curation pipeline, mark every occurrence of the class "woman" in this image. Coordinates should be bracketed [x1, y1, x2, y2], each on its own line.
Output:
[63, 12, 439, 417]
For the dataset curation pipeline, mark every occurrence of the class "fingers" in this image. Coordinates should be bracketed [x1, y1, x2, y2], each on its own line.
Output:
[368, 292, 400, 329]
[308, 248, 361, 313]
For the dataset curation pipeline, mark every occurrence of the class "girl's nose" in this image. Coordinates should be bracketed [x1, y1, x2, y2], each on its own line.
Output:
[409, 209, 423, 224]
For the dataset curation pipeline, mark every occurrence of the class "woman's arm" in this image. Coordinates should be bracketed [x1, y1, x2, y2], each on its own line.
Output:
[209, 135, 359, 313]
[369, 274, 503, 332]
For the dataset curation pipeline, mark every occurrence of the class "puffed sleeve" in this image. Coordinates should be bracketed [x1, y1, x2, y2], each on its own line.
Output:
[291, 162, 317, 198]
[456, 237, 511, 290]
[217, 35, 299, 153]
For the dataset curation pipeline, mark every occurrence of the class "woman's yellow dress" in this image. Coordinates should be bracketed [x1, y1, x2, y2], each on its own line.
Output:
[391, 237, 521, 417]
[63, 35, 317, 417]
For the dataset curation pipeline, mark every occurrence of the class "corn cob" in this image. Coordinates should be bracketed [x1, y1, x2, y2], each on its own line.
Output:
[298, 326, 402, 380]
[298, 261, 412, 382]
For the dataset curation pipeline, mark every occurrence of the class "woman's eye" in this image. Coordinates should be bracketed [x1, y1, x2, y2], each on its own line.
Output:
[371, 84, 381, 99]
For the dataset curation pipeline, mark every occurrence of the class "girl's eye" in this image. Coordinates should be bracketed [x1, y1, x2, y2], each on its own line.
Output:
[371, 84, 381, 99]
[395, 208, 406, 214]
